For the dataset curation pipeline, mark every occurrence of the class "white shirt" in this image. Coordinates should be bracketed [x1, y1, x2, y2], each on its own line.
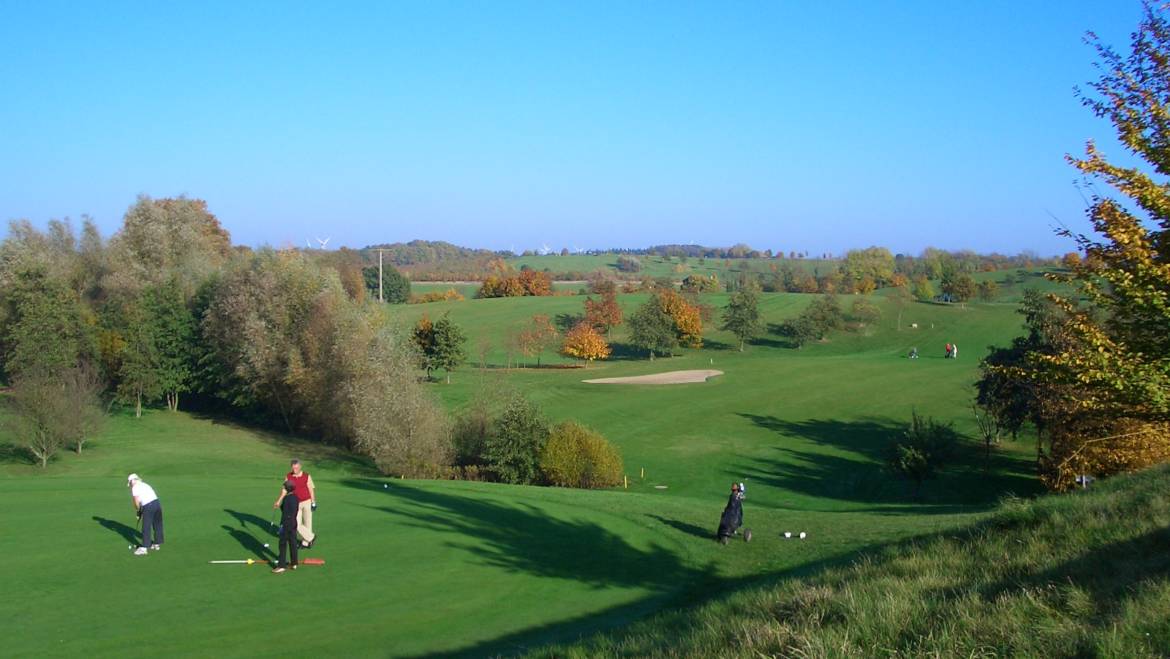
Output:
[132, 481, 158, 506]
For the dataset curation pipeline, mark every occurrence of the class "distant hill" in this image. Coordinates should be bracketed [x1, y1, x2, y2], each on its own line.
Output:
[532, 463, 1170, 657]
[361, 240, 510, 266]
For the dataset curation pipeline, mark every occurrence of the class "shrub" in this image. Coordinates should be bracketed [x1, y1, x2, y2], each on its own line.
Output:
[541, 422, 624, 488]
[484, 393, 548, 484]
[886, 411, 960, 498]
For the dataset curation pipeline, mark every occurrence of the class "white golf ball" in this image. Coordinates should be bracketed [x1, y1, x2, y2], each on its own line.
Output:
[383, 483, 388, 489]
[799, 532, 807, 539]
[128, 545, 133, 549]
[784, 532, 792, 538]
[263, 543, 270, 548]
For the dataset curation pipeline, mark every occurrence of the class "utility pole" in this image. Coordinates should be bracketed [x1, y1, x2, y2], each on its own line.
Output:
[378, 249, 384, 303]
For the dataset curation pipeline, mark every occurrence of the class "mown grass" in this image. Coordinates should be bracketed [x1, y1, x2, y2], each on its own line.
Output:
[532, 463, 1170, 658]
[0, 278, 1079, 657]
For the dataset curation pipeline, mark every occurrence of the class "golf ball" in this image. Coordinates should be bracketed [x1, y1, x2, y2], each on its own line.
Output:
[383, 483, 388, 489]
[784, 532, 792, 538]
[799, 532, 807, 539]
[263, 543, 269, 548]
[128, 545, 133, 549]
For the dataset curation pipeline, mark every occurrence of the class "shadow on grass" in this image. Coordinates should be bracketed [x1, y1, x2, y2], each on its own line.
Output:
[647, 514, 714, 540]
[979, 526, 1170, 614]
[93, 516, 138, 545]
[0, 442, 32, 465]
[225, 509, 277, 538]
[221, 523, 277, 560]
[185, 412, 378, 476]
[735, 414, 1040, 507]
[342, 478, 724, 657]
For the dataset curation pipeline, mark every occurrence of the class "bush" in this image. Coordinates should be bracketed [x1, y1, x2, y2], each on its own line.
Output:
[850, 298, 881, 327]
[484, 393, 548, 484]
[541, 422, 624, 488]
[886, 411, 960, 498]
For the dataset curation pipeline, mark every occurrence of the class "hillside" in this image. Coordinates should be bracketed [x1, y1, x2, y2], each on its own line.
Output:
[532, 463, 1170, 657]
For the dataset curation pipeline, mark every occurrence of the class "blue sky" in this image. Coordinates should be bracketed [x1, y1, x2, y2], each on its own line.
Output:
[0, 1, 1142, 255]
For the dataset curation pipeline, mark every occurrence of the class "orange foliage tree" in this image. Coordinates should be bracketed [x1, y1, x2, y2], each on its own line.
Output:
[561, 322, 610, 366]
[657, 289, 703, 348]
[584, 289, 623, 334]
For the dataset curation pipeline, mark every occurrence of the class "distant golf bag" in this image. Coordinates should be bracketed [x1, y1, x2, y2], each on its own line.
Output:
[716, 491, 744, 544]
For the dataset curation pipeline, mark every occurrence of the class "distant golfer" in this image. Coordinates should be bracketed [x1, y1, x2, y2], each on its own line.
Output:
[272, 480, 299, 573]
[127, 473, 163, 555]
[275, 459, 316, 548]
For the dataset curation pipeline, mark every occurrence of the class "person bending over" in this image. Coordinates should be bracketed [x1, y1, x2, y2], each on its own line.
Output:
[127, 473, 164, 555]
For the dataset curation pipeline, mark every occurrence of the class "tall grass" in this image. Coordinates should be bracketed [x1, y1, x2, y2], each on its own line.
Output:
[533, 464, 1170, 657]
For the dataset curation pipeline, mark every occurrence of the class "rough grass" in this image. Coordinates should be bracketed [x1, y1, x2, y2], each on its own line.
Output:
[531, 463, 1170, 657]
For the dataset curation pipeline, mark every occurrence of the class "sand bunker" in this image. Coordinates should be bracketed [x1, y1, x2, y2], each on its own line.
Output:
[582, 369, 723, 385]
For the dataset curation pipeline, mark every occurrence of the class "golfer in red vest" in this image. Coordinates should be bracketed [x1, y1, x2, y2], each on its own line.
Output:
[274, 458, 317, 548]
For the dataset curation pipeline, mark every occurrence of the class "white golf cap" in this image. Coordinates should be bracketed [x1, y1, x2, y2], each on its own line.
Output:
[126, 473, 140, 484]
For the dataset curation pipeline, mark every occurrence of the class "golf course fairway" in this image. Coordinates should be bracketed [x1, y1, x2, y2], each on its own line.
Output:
[1, 285, 1048, 657]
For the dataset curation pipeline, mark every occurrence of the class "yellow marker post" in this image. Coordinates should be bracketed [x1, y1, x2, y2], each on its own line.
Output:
[640, 467, 645, 479]
[624, 475, 628, 489]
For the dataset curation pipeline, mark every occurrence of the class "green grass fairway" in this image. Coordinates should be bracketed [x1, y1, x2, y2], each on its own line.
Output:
[1, 288, 1054, 657]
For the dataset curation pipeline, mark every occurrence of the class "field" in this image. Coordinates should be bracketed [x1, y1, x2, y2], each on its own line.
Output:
[1, 282, 1055, 657]
[505, 253, 839, 282]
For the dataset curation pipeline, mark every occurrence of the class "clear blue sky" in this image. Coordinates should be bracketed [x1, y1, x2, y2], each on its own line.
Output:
[0, 1, 1142, 256]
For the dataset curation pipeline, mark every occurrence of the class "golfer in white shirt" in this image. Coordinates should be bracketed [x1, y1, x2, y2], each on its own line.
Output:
[127, 473, 164, 555]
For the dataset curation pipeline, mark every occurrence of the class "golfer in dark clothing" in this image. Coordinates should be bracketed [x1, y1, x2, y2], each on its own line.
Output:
[273, 481, 299, 573]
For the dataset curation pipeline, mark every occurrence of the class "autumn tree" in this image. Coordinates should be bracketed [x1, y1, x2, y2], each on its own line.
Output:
[583, 288, 623, 334]
[980, 7, 1170, 489]
[561, 322, 610, 366]
[911, 275, 935, 302]
[941, 269, 977, 304]
[518, 314, 559, 367]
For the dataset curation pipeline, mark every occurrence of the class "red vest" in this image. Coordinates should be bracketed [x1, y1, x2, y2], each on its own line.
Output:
[286, 471, 311, 501]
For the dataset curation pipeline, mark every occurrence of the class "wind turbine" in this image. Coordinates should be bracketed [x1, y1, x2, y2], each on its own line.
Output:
[316, 237, 331, 250]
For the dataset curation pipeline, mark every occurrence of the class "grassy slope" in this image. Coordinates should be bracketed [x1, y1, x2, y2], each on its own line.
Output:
[0, 283, 1063, 657]
[534, 463, 1170, 657]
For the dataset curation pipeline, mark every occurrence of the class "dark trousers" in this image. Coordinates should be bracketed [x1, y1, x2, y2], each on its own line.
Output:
[140, 500, 164, 547]
[278, 521, 298, 568]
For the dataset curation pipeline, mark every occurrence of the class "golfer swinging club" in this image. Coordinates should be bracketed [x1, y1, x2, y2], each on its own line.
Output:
[127, 473, 163, 555]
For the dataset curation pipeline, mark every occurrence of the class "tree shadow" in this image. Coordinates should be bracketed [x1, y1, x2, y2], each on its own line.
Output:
[224, 508, 277, 538]
[978, 526, 1170, 615]
[701, 339, 735, 352]
[185, 412, 378, 475]
[0, 442, 32, 465]
[345, 478, 703, 591]
[606, 342, 654, 362]
[221, 524, 277, 560]
[734, 414, 1039, 507]
[646, 515, 715, 540]
[763, 323, 801, 349]
[93, 516, 138, 545]
[748, 336, 790, 349]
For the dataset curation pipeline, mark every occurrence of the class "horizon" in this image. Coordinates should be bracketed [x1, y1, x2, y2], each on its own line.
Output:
[0, 1, 1141, 256]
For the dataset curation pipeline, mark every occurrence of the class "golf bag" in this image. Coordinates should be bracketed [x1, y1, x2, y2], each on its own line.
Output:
[716, 491, 744, 543]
